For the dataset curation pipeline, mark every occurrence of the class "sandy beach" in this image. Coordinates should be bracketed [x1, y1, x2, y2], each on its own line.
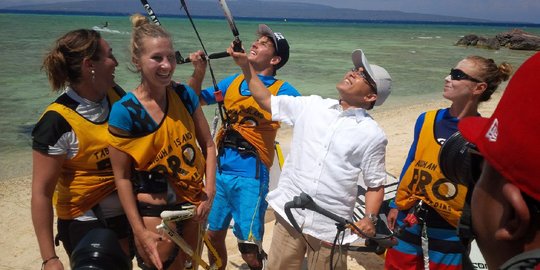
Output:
[0, 92, 502, 270]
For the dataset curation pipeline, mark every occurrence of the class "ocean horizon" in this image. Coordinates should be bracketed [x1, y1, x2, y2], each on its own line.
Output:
[2, 10, 540, 28]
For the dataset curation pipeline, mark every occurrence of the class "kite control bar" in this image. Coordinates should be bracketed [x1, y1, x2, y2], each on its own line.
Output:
[284, 192, 398, 251]
[157, 206, 222, 270]
[177, 51, 230, 64]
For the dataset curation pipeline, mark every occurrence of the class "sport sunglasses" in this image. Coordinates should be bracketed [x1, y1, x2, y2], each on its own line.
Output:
[450, 68, 483, 83]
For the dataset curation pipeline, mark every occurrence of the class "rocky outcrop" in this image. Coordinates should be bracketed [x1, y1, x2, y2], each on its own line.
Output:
[456, 29, 540, 51]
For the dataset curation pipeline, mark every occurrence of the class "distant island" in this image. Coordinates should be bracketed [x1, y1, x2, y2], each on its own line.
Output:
[1, 0, 538, 26]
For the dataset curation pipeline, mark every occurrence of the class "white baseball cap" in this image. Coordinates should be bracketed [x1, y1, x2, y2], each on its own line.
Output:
[352, 49, 392, 106]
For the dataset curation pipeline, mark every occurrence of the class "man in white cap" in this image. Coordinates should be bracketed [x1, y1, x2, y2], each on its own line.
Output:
[229, 47, 392, 269]
[198, 25, 300, 270]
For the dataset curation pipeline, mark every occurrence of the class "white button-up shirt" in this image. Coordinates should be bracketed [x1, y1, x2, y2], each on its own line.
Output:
[267, 95, 387, 243]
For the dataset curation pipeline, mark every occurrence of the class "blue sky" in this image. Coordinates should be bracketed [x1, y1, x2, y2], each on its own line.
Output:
[5, 0, 540, 24]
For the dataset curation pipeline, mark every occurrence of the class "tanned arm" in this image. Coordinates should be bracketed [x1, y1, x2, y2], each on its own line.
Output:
[228, 47, 272, 113]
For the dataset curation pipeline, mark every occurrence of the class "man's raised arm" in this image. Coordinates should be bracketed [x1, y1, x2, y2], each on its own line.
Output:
[229, 47, 272, 113]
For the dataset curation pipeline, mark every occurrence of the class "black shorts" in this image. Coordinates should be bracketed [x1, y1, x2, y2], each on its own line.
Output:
[57, 214, 131, 256]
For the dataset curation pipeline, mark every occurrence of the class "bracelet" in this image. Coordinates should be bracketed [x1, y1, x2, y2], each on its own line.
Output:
[41, 255, 59, 269]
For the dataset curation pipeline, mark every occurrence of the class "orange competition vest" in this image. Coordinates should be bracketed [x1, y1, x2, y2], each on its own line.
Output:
[49, 87, 123, 219]
[215, 74, 284, 168]
[395, 110, 468, 227]
[109, 87, 206, 205]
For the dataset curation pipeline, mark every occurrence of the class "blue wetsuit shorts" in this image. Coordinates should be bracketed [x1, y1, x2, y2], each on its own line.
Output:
[207, 170, 269, 244]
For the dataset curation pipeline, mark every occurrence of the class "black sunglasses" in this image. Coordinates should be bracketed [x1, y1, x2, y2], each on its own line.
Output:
[351, 67, 377, 93]
[450, 68, 482, 83]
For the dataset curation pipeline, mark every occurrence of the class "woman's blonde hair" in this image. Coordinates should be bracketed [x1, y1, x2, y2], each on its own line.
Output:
[130, 13, 173, 67]
[42, 29, 102, 91]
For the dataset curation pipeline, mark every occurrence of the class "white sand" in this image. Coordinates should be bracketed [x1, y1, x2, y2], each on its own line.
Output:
[0, 92, 501, 269]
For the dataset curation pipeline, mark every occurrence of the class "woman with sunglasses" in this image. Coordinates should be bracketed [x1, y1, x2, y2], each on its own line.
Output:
[385, 56, 512, 270]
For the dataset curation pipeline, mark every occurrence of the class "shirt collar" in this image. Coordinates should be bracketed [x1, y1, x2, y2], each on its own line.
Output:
[65, 86, 107, 107]
[329, 101, 369, 123]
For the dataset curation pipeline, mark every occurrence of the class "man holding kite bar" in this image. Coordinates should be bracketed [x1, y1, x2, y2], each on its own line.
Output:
[195, 25, 300, 269]
[229, 46, 392, 269]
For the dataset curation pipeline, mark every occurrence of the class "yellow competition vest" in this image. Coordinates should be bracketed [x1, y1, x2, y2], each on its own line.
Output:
[48, 87, 123, 219]
[215, 74, 284, 168]
[109, 88, 206, 205]
[395, 110, 468, 227]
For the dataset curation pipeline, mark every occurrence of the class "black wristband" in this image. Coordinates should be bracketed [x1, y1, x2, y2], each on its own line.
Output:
[41, 255, 59, 269]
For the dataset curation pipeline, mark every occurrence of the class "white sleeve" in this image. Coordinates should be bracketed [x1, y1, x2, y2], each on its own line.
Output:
[271, 95, 314, 126]
[360, 134, 388, 188]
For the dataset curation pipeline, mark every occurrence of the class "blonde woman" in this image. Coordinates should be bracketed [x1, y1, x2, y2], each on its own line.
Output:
[108, 14, 216, 270]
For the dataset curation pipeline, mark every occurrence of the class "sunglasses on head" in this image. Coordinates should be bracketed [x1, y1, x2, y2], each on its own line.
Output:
[450, 68, 482, 83]
[351, 67, 377, 93]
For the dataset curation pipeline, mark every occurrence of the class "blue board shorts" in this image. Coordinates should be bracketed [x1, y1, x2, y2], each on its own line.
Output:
[207, 171, 269, 243]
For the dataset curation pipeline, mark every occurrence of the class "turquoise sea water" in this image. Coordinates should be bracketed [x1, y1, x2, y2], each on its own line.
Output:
[0, 13, 538, 180]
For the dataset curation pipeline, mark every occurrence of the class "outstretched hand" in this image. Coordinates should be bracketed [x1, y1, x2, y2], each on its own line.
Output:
[349, 218, 376, 238]
[194, 194, 214, 222]
[134, 228, 170, 270]
[189, 50, 207, 71]
[386, 208, 398, 231]
[227, 43, 248, 69]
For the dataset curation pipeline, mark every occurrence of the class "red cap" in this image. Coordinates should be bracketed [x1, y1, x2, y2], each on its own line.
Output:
[459, 52, 540, 201]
